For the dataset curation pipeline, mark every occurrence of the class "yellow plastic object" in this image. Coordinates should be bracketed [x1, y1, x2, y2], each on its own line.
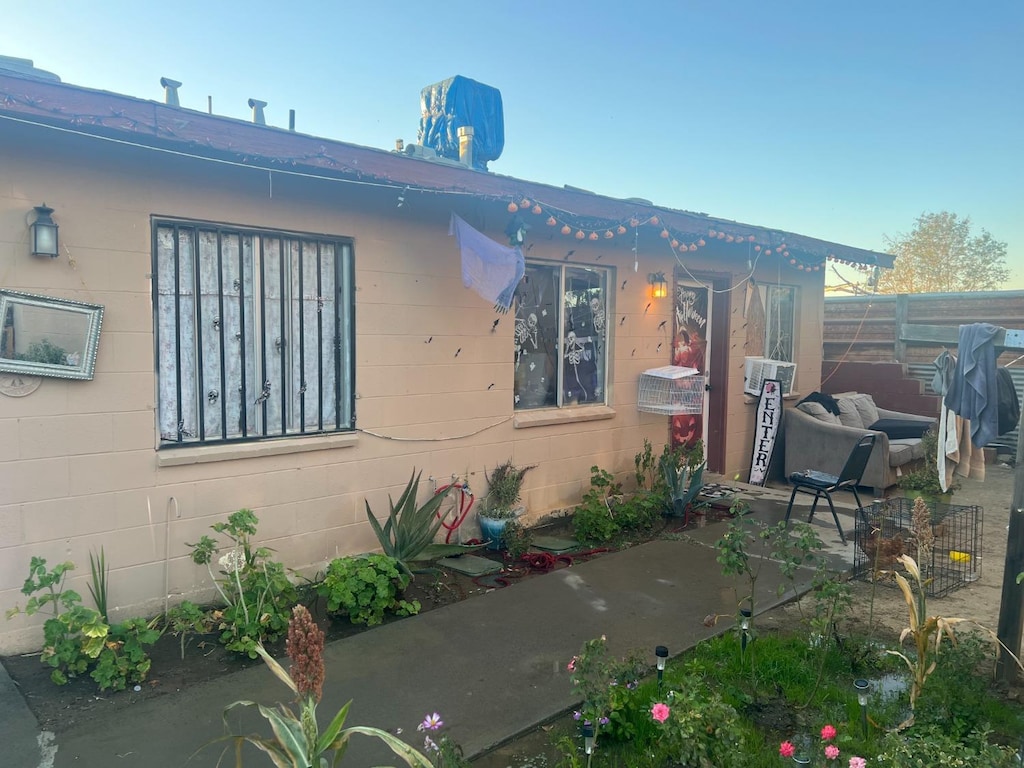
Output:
[949, 550, 971, 563]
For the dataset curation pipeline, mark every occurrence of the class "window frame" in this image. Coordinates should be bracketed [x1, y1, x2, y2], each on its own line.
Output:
[513, 260, 613, 412]
[763, 282, 797, 363]
[152, 216, 355, 448]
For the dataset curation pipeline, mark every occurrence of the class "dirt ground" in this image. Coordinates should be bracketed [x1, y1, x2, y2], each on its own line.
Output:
[761, 461, 1020, 647]
[4, 462, 1019, 737]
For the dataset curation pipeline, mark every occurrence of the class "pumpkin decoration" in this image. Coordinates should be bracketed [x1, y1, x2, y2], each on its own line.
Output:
[617, 225, 627, 234]
[508, 202, 519, 213]
[547, 216, 558, 226]
[575, 230, 586, 240]
[561, 224, 572, 235]
[532, 204, 542, 215]
[588, 232, 599, 241]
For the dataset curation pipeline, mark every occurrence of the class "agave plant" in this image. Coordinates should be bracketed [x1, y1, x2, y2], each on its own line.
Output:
[366, 470, 480, 577]
[660, 455, 706, 519]
[216, 606, 432, 768]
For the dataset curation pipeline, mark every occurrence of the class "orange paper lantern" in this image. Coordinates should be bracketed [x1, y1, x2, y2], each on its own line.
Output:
[561, 224, 572, 235]
[604, 230, 614, 239]
[532, 205, 542, 215]
[520, 198, 531, 208]
[547, 216, 558, 226]
[660, 229, 670, 239]
[576, 230, 586, 240]
[697, 238, 706, 247]
[708, 229, 717, 237]
[617, 225, 627, 234]
[649, 216, 660, 226]
[508, 202, 519, 213]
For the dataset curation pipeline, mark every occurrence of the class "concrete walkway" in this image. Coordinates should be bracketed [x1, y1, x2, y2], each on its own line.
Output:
[0, 481, 870, 768]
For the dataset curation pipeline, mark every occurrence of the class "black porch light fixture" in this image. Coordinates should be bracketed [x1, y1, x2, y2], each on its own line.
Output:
[30, 203, 59, 257]
[648, 271, 668, 299]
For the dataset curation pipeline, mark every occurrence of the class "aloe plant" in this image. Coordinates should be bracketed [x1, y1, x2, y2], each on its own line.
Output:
[366, 470, 480, 577]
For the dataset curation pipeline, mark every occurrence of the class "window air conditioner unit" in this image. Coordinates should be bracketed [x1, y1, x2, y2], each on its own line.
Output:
[743, 357, 797, 397]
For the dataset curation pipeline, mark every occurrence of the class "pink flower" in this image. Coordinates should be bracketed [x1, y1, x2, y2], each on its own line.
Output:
[849, 758, 867, 768]
[821, 724, 837, 740]
[651, 703, 671, 723]
[779, 741, 796, 758]
[825, 744, 840, 760]
[567, 657, 576, 672]
[418, 713, 443, 731]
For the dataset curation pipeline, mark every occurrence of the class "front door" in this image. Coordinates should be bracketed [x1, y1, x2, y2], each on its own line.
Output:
[671, 281, 711, 453]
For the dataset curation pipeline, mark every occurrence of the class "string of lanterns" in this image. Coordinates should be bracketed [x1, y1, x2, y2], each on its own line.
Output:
[503, 196, 884, 273]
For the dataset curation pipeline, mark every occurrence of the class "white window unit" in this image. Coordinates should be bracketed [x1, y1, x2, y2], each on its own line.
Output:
[743, 357, 797, 397]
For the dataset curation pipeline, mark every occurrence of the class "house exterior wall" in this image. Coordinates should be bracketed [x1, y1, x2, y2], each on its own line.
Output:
[0, 119, 825, 652]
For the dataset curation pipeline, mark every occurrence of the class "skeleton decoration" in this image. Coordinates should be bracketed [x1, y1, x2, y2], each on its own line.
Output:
[514, 312, 539, 368]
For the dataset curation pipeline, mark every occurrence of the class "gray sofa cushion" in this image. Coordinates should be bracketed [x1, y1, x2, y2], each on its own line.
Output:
[850, 394, 880, 427]
[888, 439, 926, 466]
[837, 397, 865, 428]
[797, 401, 840, 424]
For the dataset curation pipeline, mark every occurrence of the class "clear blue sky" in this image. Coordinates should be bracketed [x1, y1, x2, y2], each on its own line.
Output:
[3, 1, 1022, 288]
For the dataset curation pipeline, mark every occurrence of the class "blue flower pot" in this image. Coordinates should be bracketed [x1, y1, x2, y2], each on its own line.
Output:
[478, 516, 510, 551]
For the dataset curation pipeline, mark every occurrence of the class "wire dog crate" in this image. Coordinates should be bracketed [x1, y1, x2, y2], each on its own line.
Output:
[853, 497, 982, 597]
[637, 366, 705, 415]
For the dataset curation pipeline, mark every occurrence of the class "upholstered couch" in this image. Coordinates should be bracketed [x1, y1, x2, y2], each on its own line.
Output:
[783, 393, 937, 494]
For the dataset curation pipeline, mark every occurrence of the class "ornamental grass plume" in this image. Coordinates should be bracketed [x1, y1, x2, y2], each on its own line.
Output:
[286, 604, 324, 703]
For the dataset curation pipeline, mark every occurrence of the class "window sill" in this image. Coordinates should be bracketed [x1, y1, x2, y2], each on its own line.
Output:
[513, 405, 616, 429]
[157, 432, 358, 467]
[743, 391, 802, 404]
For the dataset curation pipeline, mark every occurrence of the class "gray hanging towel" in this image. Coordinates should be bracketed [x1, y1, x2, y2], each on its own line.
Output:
[449, 213, 525, 311]
[944, 322, 1000, 447]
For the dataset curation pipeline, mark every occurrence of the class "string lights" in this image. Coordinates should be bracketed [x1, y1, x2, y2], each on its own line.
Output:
[506, 197, 839, 273]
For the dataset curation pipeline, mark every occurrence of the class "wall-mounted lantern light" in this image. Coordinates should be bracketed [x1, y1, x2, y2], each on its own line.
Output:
[30, 204, 59, 258]
[648, 272, 668, 299]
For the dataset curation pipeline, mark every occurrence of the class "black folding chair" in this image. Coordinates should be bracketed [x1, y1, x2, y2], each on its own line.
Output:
[784, 433, 876, 545]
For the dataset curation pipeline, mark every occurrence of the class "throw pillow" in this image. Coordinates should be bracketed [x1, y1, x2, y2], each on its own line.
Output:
[796, 401, 840, 424]
[836, 397, 866, 429]
[850, 394, 880, 428]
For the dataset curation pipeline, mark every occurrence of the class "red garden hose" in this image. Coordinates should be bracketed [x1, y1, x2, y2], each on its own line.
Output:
[434, 481, 475, 544]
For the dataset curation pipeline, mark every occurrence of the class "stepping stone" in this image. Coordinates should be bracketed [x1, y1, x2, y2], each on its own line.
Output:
[531, 536, 579, 553]
[437, 555, 502, 576]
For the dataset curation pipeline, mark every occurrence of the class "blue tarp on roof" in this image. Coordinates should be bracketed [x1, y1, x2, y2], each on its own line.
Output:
[418, 76, 504, 170]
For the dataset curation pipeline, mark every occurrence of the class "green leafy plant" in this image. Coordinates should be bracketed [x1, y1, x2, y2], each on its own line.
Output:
[572, 466, 622, 543]
[366, 470, 479, 577]
[898, 426, 960, 497]
[88, 546, 109, 622]
[15, 338, 69, 364]
[318, 554, 420, 626]
[482, 459, 535, 518]
[186, 508, 298, 658]
[714, 506, 825, 668]
[414, 712, 471, 768]
[872, 725, 1018, 766]
[214, 605, 432, 767]
[91, 616, 161, 691]
[165, 599, 215, 659]
[567, 636, 648, 745]
[650, 682, 745, 767]
[501, 519, 534, 560]
[5, 557, 109, 685]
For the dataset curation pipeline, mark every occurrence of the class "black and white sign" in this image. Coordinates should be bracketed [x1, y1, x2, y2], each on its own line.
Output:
[748, 379, 782, 486]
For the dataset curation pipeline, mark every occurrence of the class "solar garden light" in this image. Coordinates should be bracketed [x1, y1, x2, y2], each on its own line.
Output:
[740, 608, 752, 653]
[655, 645, 668, 690]
[854, 678, 870, 738]
[581, 722, 595, 756]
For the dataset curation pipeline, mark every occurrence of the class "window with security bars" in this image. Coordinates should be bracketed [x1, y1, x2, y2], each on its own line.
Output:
[154, 219, 354, 446]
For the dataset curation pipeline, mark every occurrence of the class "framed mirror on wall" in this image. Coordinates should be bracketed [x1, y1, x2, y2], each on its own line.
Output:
[0, 290, 104, 380]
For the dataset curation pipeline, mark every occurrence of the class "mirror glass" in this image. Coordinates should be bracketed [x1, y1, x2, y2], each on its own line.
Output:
[0, 290, 104, 380]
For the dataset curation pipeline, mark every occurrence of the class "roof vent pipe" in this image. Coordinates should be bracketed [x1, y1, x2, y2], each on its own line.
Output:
[457, 125, 474, 168]
[248, 98, 267, 125]
[288, 109, 295, 132]
[160, 77, 182, 106]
